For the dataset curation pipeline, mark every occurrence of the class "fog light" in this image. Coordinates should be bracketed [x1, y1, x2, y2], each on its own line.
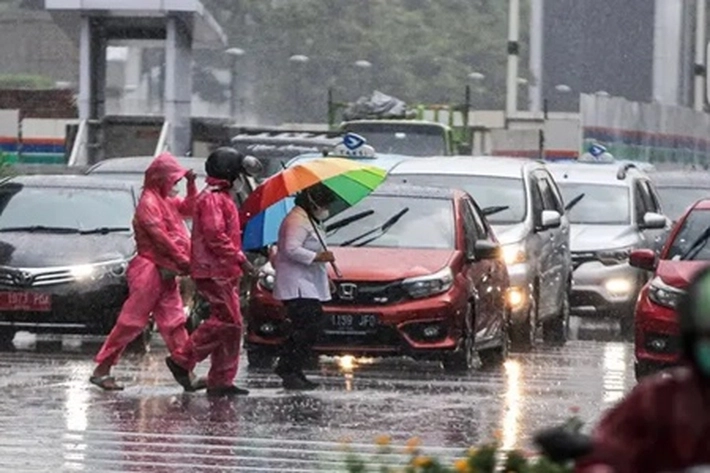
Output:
[260, 323, 276, 334]
[423, 326, 440, 338]
[507, 287, 526, 309]
[605, 278, 633, 296]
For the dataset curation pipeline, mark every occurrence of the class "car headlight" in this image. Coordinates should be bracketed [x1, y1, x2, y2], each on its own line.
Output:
[502, 242, 526, 265]
[648, 276, 685, 309]
[402, 267, 454, 299]
[257, 262, 276, 291]
[597, 246, 633, 265]
[70, 260, 128, 281]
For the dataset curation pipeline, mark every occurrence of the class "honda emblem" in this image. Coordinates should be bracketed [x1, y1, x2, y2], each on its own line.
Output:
[338, 283, 358, 300]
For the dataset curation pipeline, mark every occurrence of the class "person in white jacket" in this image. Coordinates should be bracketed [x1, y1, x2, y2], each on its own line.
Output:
[273, 184, 336, 390]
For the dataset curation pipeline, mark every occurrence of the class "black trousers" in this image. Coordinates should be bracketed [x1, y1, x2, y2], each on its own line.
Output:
[276, 298, 323, 374]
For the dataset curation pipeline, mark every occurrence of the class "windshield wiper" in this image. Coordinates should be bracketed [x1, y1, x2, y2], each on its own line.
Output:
[565, 193, 586, 212]
[79, 227, 132, 235]
[340, 208, 410, 247]
[325, 210, 375, 235]
[0, 225, 80, 233]
[482, 205, 509, 217]
[681, 226, 710, 260]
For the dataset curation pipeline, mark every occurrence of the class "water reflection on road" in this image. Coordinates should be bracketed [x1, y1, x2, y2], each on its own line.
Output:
[0, 339, 636, 471]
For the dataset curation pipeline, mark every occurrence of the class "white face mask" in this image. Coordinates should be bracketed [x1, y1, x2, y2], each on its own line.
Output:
[313, 207, 330, 221]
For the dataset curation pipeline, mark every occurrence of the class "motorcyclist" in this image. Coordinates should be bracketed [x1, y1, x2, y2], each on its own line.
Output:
[575, 266, 710, 473]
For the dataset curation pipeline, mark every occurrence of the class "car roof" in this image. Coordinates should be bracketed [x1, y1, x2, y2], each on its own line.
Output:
[286, 152, 415, 171]
[648, 169, 710, 188]
[546, 161, 646, 185]
[692, 198, 710, 210]
[7, 174, 137, 191]
[371, 182, 460, 200]
[86, 156, 207, 174]
[389, 155, 543, 178]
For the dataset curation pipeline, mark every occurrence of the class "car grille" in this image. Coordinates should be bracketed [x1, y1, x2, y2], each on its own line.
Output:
[330, 280, 407, 306]
[0, 267, 77, 288]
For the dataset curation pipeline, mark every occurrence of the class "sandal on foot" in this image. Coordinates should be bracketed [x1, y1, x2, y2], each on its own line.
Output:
[165, 357, 193, 390]
[89, 375, 124, 391]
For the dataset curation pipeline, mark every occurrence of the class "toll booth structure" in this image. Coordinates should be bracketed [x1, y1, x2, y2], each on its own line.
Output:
[45, 0, 227, 164]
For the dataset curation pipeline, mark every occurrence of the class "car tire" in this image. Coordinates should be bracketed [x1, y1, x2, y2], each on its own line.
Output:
[510, 295, 537, 353]
[542, 290, 569, 346]
[247, 349, 276, 370]
[635, 360, 661, 381]
[0, 329, 15, 351]
[480, 315, 510, 369]
[125, 325, 153, 355]
[442, 305, 476, 373]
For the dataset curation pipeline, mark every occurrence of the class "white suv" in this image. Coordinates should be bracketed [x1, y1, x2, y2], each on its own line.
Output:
[547, 161, 670, 339]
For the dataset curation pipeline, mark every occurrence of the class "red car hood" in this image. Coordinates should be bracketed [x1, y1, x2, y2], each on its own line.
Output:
[657, 260, 710, 289]
[328, 247, 455, 281]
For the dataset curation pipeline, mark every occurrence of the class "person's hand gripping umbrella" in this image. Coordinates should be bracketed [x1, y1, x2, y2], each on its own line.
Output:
[240, 157, 387, 278]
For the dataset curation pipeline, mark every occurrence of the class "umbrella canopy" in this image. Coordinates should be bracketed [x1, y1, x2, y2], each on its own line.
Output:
[241, 157, 387, 251]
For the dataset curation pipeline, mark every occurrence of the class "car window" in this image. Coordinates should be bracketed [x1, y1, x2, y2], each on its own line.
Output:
[557, 183, 631, 225]
[655, 186, 710, 221]
[643, 180, 662, 213]
[390, 173, 527, 224]
[665, 209, 710, 260]
[536, 176, 557, 212]
[544, 173, 565, 214]
[467, 198, 489, 239]
[325, 195, 455, 250]
[0, 184, 135, 231]
[460, 199, 478, 253]
[635, 180, 655, 217]
[530, 177, 545, 225]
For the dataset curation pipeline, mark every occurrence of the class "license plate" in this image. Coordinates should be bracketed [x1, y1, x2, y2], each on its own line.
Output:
[326, 314, 378, 334]
[0, 292, 51, 312]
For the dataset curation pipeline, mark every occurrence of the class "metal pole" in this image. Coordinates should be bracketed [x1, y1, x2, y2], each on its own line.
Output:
[506, 0, 520, 116]
[694, 0, 706, 111]
[528, 0, 544, 112]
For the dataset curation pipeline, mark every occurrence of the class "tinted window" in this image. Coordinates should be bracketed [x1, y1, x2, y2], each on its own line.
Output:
[665, 209, 710, 260]
[557, 183, 630, 225]
[390, 173, 526, 224]
[536, 177, 557, 211]
[656, 187, 710, 220]
[0, 184, 135, 231]
[326, 195, 455, 250]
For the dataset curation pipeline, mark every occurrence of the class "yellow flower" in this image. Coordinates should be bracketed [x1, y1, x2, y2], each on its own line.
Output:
[413, 455, 432, 468]
[405, 437, 422, 454]
[375, 434, 392, 447]
[453, 458, 470, 473]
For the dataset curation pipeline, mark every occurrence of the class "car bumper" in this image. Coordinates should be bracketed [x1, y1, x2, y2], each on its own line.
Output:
[634, 286, 681, 366]
[246, 285, 469, 357]
[569, 261, 641, 318]
[0, 280, 128, 335]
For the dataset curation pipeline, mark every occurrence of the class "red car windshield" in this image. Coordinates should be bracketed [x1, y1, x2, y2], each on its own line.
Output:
[665, 209, 710, 260]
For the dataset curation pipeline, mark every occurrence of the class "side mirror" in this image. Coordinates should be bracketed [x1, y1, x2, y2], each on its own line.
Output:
[640, 212, 667, 230]
[472, 240, 501, 261]
[629, 249, 656, 271]
[538, 210, 562, 231]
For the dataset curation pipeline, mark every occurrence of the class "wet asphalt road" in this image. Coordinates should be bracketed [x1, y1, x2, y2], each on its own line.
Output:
[0, 322, 635, 472]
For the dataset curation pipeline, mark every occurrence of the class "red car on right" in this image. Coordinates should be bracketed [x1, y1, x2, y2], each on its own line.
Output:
[630, 198, 710, 380]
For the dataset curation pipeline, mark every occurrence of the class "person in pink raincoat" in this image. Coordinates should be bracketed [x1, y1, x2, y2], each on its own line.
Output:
[166, 147, 256, 397]
[90, 152, 203, 391]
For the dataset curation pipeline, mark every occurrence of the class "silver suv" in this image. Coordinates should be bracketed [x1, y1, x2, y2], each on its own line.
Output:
[388, 156, 572, 352]
[547, 161, 670, 339]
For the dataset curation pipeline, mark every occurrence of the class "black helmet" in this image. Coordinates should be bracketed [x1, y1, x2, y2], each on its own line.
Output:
[241, 155, 264, 177]
[205, 147, 245, 183]
[677, 266, 710, 375]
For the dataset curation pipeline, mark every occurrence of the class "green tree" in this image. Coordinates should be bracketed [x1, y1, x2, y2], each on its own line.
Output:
[204, 0, 529, 124]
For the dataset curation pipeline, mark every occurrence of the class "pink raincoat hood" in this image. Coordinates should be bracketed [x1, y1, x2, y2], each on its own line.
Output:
[143, 152, 189, 197]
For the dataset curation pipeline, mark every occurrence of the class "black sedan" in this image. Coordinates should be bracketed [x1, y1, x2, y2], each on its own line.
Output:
[0, 175, 138, 346]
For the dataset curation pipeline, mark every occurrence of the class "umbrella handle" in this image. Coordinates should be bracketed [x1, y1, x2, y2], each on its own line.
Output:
[308, 214, 343, 279]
